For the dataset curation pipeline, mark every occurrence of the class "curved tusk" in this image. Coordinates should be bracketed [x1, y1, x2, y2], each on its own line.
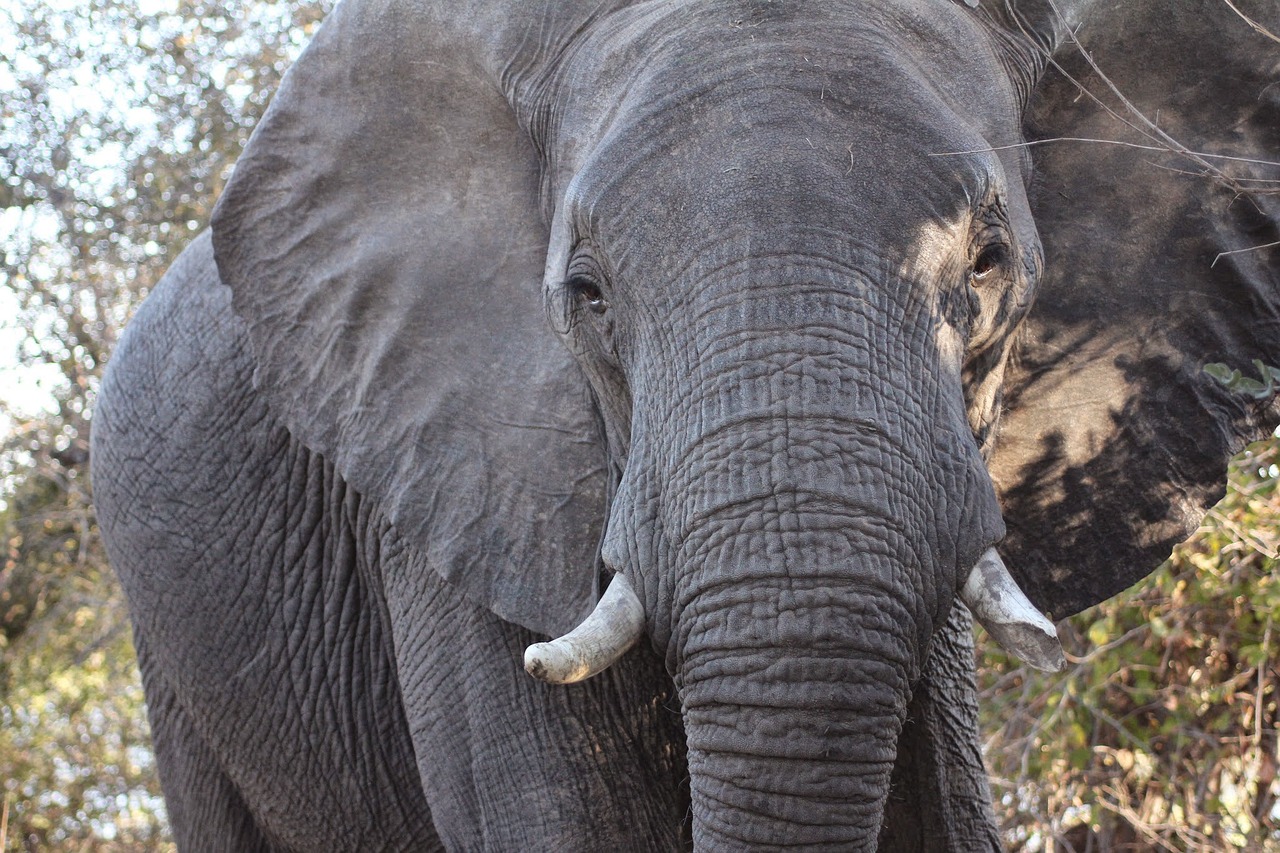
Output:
[961, 547, 1066, 673]
[524, 573, 645, 684]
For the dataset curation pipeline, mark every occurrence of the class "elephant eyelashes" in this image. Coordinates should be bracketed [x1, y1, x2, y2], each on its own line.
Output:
[969, 244, 1008, 283]
[569, 276, 609, 314]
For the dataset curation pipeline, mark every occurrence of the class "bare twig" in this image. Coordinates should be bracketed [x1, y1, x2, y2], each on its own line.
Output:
[993, 0, 1280, 210]
[932, 138, 1280, 171]
[1213, 241, 1280, 268]
[1219, 0, 1280, 45]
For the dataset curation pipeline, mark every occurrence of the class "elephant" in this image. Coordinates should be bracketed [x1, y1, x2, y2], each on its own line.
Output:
[89, 0, 1279, 849]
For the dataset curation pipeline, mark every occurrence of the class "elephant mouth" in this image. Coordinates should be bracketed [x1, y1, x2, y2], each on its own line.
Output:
[523, 545, 1063, 684]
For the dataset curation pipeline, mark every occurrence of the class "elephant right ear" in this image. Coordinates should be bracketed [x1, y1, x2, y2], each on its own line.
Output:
[988, 0, 1280, 620]
[210, 1, 606, 637]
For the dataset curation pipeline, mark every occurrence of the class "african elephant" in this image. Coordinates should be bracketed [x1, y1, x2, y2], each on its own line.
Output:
[90, 0, 1279, 849]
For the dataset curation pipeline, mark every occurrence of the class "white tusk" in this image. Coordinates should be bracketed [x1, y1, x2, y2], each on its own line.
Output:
[961, 547, 1066, 673]
[524, 573, 645, 684]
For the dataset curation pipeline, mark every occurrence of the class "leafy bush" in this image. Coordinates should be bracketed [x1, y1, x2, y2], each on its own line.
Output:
[982, 437, 1280, 851]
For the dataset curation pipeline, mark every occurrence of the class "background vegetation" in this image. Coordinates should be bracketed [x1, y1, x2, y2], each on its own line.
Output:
[0, 2, 328, 848]
[981, 439, 1280, 852]
[0, 1, 1274, 850]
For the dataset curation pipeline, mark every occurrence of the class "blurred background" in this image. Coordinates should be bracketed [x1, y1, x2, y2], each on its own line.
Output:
[0, 1, 1275, 849]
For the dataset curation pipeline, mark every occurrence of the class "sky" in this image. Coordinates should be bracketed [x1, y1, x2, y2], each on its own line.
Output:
[0, 0, 194, 437]
[0, 207, 61, 435]
[0, 0, 319, 444]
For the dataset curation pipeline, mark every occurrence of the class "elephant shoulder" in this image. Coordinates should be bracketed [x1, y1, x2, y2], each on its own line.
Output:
[93, 230, 287, 562]
[99, 229, 260, 433]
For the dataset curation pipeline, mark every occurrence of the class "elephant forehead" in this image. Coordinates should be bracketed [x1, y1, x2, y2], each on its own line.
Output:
[547, 0, 1019, 166]
[569, 125, 996, 279]
[559, 67, 1006, 264]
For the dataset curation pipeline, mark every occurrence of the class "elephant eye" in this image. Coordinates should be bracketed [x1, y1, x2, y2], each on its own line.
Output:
[569, 276, 609, 314]
[970, 244, 1008, 283]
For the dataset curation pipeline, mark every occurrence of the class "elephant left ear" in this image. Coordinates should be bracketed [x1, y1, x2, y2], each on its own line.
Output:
[210, 1, 606, 637]
[989, 1, 1280, 619]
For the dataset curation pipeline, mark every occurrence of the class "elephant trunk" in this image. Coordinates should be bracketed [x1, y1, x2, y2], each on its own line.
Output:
[652, 386, 998, 846]
[677, 567, 915, 849]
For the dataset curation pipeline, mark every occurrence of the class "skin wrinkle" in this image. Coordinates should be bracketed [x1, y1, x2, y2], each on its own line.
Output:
[671, 566, 918, 626]
[291, 459, 372, 818]
[682, 619, 919, 668]
[687, 780, 882, 831]
[664, 369, 931, 481]
[690, 748, 904, 787]
[662, 414, 905, 491]
[681, 639, 918, 693]
[686, 712, 909, 762]
[681, 591, 919, 655]
[670, 479, 952, 630]
[674, 523, 923, 600]
[671, 475, 928, 546]
[657, 393, 966, 543]
[689, 753, 892, 844]
[694, 769, 902, 805]
[665, 506, 936, 614]
[670, 422, 931, 525]
[686, 724, 910, 759]
[688, 735, 904, 779]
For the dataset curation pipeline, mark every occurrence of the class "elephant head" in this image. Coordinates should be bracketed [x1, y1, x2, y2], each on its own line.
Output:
[208, 0, 1279, 846]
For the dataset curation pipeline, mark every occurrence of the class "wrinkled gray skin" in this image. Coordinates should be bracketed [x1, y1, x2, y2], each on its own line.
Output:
[91, 0, 1279, 850]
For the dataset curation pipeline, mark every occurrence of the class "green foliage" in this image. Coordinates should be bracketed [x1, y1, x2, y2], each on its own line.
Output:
[1205, 361, 1280, 400]
[0, 1, 330, 848]
[981, 437, 1280, 851]
[0, 471, 167, 850]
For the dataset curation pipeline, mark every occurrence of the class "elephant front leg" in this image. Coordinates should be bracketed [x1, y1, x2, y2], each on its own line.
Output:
[133, 633, 278, 852]
[385, 555, 691, 851]
[878, 603, 1002, 852]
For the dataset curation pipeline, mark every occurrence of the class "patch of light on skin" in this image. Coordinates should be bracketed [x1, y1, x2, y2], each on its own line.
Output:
[986, 326, 1133, 508]
[898, 215, 971, 372]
